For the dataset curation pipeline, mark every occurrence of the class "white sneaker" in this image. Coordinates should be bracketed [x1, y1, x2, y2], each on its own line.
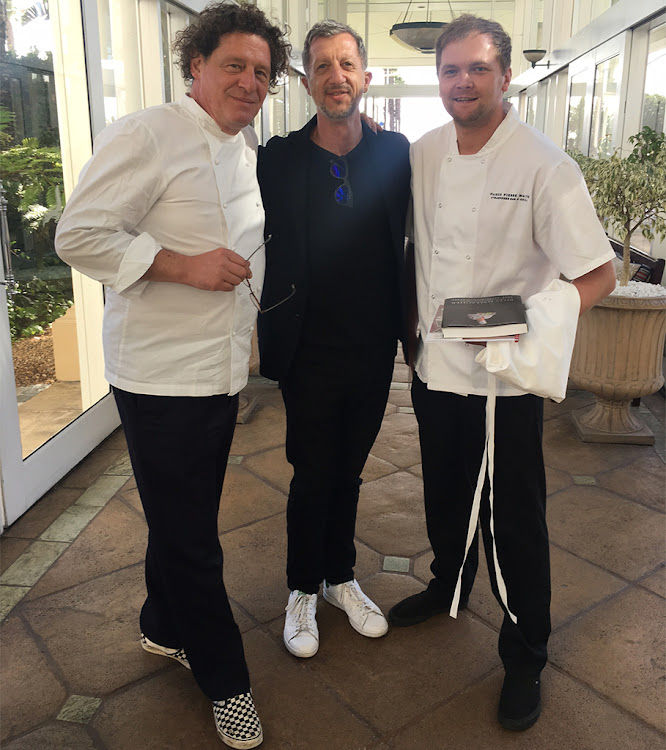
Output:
[283, 590, 319, 658]
[141, 633, 191, 669]
[323, 579, 388, 638]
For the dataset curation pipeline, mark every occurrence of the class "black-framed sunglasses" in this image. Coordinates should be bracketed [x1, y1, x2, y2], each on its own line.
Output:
[330, 157, 353, 208]
[243, 235, 296, 314]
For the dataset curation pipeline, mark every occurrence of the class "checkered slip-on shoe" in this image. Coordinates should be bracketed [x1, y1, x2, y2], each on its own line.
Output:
[140, 633, 191, 670]
[213, 691, 263, 749]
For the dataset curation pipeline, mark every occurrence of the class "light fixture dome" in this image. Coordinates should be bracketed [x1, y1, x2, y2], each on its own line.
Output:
[389, 21, 447, 54]
[523, 49, 547, 67]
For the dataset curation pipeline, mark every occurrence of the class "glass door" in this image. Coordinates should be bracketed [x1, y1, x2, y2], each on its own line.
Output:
[0, 0, 120, 527]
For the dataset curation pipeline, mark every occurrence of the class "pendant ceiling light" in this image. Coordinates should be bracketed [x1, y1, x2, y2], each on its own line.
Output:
[389, 0, 450, 54]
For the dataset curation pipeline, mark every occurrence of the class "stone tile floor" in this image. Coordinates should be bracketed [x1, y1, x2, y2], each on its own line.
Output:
[1, 365, 664, 749]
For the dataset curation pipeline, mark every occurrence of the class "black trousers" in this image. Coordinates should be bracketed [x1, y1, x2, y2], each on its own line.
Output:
[112, 387, 250, 701]
[411, 374, 551, 676]
[280, 347, 395, 594]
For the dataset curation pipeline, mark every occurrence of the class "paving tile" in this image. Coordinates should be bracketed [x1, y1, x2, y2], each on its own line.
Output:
[354, 539, 382, 580]
[39, 505, 103, 543]
[230, 404, 286, 455]
[21, 566, 163, 695]
[103, 452, 133, 476]
[356, 472, 430, 557]
[25, 499, 146, 601]
[243, 629, 377, 749]
[3, 487, 82, 540]
[384, 401, 398, 416]
[74, 474, 129, 507]
[573, 475, 596, 485]
[369, 412, 422, 469]
[545, 465, 572, 494]
[392, 667, 664, 750]
[547, 486, 665, 580]
[386, 389, 413, 408]
[0, 616, 67, 742]
[309, 573, 500, 732]
[242, 446, 292, 494]
[638, 564, 666, 598]
[59, 449, 126, 489]
[0, 538, 31, 574]
[0, 540, 69, 586]
[383, 556, 410, 573]
[218, 465, 285, 533]
[0, 585, 30, 621]
[3, 723, 97, 750]
[93, 629, 376, 750]
[413, 551, 433, 584]
[222, 515, 287, 623]
[362, 453, 399, 482]
[116, 484, 144, 517]
[57, 695, 102, 723]
[406, 462, 423, 478]
[542, 415, 646, 476]
[543, 390, 594, 420]
[91, 668, 216, 749]
[98, 427, 128, 451]
[597, 451, 665, 512]
[550, 587, 665, 729]
[392, 363, 412, 383]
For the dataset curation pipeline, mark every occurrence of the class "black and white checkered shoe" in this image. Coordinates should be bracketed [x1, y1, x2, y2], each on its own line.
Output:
[213, 691, 263, 748]
[140, 633, 190, 670]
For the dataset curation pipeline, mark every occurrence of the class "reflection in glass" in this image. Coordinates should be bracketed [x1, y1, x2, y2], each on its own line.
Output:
[590, 55, 619, 158]
[1, 0, 86, 458]
[160, 1, 194, 104]
[567, 72, 587, 152]
[641, 23, 666, 134]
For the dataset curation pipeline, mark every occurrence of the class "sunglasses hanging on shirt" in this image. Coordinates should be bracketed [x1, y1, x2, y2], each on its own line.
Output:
[330, 157, 353, 208]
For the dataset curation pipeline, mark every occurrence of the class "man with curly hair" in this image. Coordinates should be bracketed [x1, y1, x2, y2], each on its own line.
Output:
[56, 3, 289, 747]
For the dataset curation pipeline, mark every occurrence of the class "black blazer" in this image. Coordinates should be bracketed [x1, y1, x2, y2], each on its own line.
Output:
[256, 116, 411, 382]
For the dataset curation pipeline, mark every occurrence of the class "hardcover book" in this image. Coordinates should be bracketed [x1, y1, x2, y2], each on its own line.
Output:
[427, 295, 527, 341]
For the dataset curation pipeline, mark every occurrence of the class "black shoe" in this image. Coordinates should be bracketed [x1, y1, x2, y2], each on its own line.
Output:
[498, 673, 542, 731]
[387, 587, 468, 627]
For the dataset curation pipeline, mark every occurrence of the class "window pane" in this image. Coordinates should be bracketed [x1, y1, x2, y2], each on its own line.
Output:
[590, 55, 619, 158]
[641, 23, 666, 134]
[567, 72, 587, 152]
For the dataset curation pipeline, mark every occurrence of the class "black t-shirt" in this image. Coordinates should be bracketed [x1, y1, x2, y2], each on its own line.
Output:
[300, 134, 398, 355]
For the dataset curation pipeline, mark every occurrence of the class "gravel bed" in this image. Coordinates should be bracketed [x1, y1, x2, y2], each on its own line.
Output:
[11, 328, 56, 388]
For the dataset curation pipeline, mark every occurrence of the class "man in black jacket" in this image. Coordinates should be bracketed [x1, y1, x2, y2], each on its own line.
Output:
[257, 20, 410, 658]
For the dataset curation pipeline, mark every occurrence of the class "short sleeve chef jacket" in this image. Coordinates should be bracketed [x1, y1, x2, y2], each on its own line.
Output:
[55, 94, 264, 397]
[411, 103, 615, 397]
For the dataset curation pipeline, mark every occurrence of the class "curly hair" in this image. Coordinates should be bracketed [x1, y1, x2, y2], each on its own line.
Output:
[173, 2, 291, 89]
[435, 14, 512, 74]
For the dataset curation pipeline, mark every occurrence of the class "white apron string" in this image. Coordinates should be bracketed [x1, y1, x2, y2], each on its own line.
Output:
[449, 372, 517, 625]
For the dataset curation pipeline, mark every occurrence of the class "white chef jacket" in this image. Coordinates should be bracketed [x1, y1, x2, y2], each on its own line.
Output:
[411, 103, 615, 396]
[55, 94, 265, 397]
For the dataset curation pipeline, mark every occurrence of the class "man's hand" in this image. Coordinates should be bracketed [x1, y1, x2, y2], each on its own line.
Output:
[143, 247, 251, 291]
[360, 112, 383, 133]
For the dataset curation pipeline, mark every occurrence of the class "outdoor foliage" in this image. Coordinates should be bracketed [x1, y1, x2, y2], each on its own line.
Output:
[1, 106, 72, 340]
[570, 127, 666, 286]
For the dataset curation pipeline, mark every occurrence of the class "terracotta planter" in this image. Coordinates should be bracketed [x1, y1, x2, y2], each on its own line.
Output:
[568, 293, 666, 444]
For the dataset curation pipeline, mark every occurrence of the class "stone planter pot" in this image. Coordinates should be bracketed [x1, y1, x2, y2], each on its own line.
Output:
[568, 293, 666, 444]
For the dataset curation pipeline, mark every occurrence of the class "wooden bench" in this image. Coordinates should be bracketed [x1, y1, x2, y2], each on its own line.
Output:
[608, 237, 665, 285]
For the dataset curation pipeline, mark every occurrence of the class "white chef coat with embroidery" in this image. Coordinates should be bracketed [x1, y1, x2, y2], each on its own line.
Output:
[56, 94, 265, 397]
[411, 103, 615, 396]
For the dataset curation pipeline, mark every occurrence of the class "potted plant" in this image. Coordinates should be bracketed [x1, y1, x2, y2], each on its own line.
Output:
[568, 127, 666, 444]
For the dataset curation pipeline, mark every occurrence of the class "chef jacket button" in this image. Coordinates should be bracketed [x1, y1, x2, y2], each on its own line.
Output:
[481, 159, 485, 164]
[472, 207, 476, 212]
[256, 202, 261, 207]
[447, 157, 452, 162]
[434, 250, 439, 254]
[223, 203, 228, 208]
[431, 294, 435, 299]
[215, 159, 220, 165]
[438, 202, 442, 208]
[466, 255, 471, 260]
